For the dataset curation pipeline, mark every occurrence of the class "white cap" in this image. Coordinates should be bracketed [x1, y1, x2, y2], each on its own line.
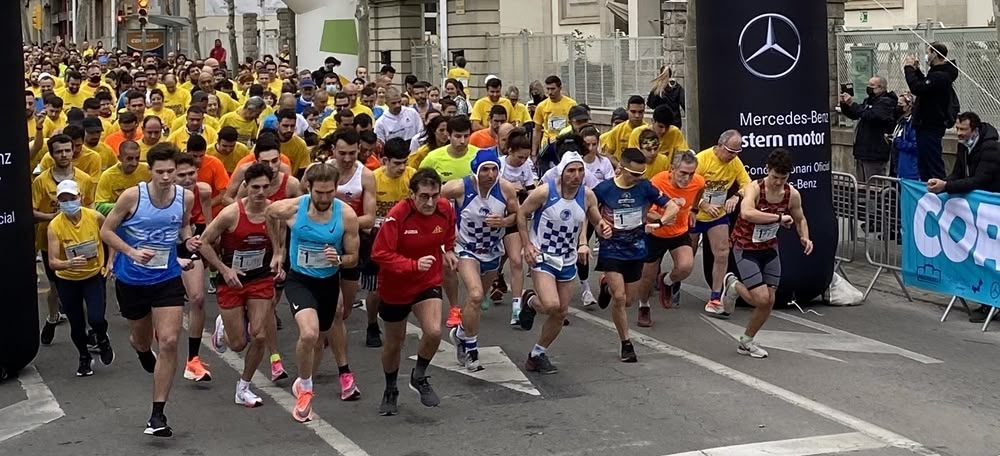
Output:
[56, 180, 81, 197]
[39, 72, 53, 81]
[484, 74, 499, 85]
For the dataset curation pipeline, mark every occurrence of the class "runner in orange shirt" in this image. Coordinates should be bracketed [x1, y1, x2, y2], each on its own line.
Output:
[469, 105, 508, 149]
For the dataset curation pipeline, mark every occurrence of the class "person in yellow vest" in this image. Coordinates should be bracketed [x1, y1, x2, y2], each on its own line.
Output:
[138, 116, 165, 160]
[40, 124, 102, 179]
[219, 96, 265, 146]
[96, 141, 151, 215]
[46, 179, 114, 377]
[470, 76, 515, 131]
[627, 105, 688, 165]
[168, 106, 219, 150]
[55, 71, 89, 110]
[208, 126, 252, 174]
[601, 95, 648, 160]
[33, 134, 97, 346]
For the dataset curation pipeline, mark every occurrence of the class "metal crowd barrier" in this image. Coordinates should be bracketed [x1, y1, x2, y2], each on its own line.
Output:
[861, 175, 912, 301]
[831, 171, 858, 283]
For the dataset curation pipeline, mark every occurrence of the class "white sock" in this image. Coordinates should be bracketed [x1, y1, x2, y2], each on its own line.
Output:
[299, 377, 313, 391]
[639, 300, 650, 308]
[456, 324, 467, 340]
[580, 280, 593, 294]
[531, 344, 547, 357]
[238, 379, 250, 391]
[512, 297, 522, 312]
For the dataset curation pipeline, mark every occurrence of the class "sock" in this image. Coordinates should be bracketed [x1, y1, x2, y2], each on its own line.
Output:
[188, 337, 200, 360]
[671, 282, 681, 294]
[530, 344, 547, 357]
[299, 377, 313, 391]
[151, 401, 165, 417]
[526, 294, 538, 310]
[385, 370, 398, 389]
[639, 300, 650, 308]
[456, 324, 467, 340]
[739, 335, 753, 345]
[367, 322, 379, 331]
[137, 350, 156, 373]
[338, 364, 351, 375]
[238, 379, 250, 391]
[512, 297, 522, 312]
[710, 291, 721, 301]
[413, 356, 431, 379]
[621, 339, 633, 347]
[270, 353, 281, 363]
[462, 335, 478, 351]
[580, 280, 592, 294]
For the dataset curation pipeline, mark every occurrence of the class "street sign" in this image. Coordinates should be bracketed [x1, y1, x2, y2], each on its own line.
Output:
[125, 29, 166, 56]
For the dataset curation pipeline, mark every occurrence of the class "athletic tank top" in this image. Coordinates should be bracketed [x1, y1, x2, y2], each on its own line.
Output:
[267, 173, 291, 202]
[221, 200, 272, 282]
[335, 162, 364, 216]
[190, 184, 204, 225]
[530, 183, 586, 267]
[455, 176, 507, 261]
[500, 158, 535, 189]
[114, 182, 184, 285]
[731, 179, 791, 251]
[288, 195, 344, 279]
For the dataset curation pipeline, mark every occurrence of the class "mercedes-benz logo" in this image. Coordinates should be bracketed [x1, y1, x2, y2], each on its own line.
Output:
[738, 13, 801, 80]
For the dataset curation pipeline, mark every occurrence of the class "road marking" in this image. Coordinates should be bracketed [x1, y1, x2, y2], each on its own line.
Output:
[405, 323, 541, 396]
[566, 308, 940, 456]
[194, 328, 371, 456]
[0, 366, 65, 442]
[703, 314, 942, 364]
[662, 431, 887, 456]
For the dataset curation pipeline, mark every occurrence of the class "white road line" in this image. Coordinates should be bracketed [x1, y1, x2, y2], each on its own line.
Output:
[566, 308, 940, 456]
[195, 330, 371, 456]
[662, 431, 887, 456]
[0, 365, 65, 442]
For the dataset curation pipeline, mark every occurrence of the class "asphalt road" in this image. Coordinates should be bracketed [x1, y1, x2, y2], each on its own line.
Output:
[2, 256, 999, 456]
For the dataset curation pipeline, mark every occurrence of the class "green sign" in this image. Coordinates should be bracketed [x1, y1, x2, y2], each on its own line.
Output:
[850, 47, 876, 98]
[860, 11, 868, 23]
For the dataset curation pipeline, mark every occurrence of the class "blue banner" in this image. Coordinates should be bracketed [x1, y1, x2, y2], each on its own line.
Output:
[901, 179, 1000, 306]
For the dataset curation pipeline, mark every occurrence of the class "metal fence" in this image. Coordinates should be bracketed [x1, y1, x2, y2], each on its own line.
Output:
[837, 27, 1000, 125]
[410, 40, 443, 89]
[860, 175, 912, 302]
[485, 32, 667, 110]
[832, 171, 859, 283]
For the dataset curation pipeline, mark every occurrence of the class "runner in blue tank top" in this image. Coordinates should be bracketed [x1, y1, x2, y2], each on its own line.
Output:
[515, 152, 610, 375]
[101, 144, 201, 438]
[440, 149, 519, 372]
[264, 162, 360, 424]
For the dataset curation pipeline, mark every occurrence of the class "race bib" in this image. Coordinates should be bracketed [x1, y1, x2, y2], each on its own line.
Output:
[704, 190, 726, 206]
[752, 223, 780, 243]
[66, 240, 99, 260]
[612, 207, 643, 230]
[548, 116, 567, 132]
[374, 216, 385, 228]
[232, 249, 266, 272]
[137, 245, 171, 269]
[296, 245, 331, 269]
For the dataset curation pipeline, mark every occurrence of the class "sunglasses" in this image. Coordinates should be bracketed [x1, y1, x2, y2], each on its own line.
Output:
[723, 145, 743, 154]
[622, 166, 646, 177]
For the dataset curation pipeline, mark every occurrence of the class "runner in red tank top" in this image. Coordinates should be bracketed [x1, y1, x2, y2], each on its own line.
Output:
[718, 149, 814, 360]
[198, 162, 279, 407]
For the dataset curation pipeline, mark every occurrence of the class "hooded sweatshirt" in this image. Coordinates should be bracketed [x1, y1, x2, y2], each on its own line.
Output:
[905, 60, 959, 129]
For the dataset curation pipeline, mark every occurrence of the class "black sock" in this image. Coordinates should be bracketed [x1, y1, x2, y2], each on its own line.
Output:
[385, 370, 398, 389]
[338, 364, 351, 375]
[188, 337, 200, 360]
[671, 282, 681, 294]
[137, 350, 156, 373]
[151, 401, 165, 416]
[621, 339, 632, 347]
[413, 356, 431, 379]
[367, 322, 379, 331]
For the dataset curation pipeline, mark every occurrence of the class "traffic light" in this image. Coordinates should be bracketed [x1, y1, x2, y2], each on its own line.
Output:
[137, 0, 149, 26]
[31, 5, 42, 31]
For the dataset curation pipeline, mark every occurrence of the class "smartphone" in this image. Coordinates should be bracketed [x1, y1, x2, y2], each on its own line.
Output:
[840, 83, 854, 97]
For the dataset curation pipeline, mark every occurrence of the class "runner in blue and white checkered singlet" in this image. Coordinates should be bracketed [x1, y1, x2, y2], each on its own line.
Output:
[530, 180, 586, 280]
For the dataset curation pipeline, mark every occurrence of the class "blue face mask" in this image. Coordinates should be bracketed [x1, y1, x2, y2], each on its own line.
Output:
[59, 199, 81, 216]
[326, 84, 339, 94]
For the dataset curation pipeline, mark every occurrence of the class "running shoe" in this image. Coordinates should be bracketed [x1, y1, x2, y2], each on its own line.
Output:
[183, 356, 212, 382]
[76, 356, 94, 377]
[446, 307, 463, 328]
[235, 385, 264, 408]
[494, 273, 509, 294]
[721, 272, 739, 316]
[704, 299, 727, 318]
[510, 307, 520, 327]
[597, 275, 611, 310]
[87, 330, 99, 353]
[620, 341, 638, 363]
[737, 340, 769, 358]
[480, 294, 491, 311]
[207, 281, 216, 294]
[292, 390, 314, 422]
[292, 377, 304, 398]
[212, 315, 227, 353]
[489, 283, 505, 304]
[97, 336, 115, 366]
[657, 272, 674, 309]
[56, 313, 68, 324]
[409, 370, 440, 407]
[40, 319, 57, 346]
[271, 359, 288, 382]
[144, 413, 172, 437]
[449, 327, 466, 366]
[339, 372, 361, 401]
[581, 289, 597, 307]
[637, 307, 652, 328]
[379, 388, 399, 416]
[671, 282, 682, 308]
[525, 352, 558, 374]
[518, 290, 537, 331]
[138, 351, 157, 374]
[465, 349, 484, 372]
[366, 325, 383, 348]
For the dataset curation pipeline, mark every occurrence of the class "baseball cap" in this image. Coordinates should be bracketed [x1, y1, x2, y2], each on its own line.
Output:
[82, 117, 103, 133]
[484, 74, 499, 85]
[300, 78, 316, 89]
[56, 180, 81, 197]
[611, 107, 628, 123]
[568, 105, 591, 122]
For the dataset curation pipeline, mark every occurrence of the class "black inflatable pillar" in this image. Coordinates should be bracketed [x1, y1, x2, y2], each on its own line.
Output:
[0, 2, 40, 379]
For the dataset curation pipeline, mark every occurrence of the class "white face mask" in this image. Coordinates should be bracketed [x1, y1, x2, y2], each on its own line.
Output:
[962, 132, 979, 150]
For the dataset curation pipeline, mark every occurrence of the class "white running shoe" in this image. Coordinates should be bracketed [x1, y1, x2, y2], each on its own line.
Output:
[449, 327, 466, 366]
[721, 272, 740, 315]
[581, 289, 597, 307]
[235, 385, 263, 407]
[737, 340, 769, 358]
[212, 315, 227, 353]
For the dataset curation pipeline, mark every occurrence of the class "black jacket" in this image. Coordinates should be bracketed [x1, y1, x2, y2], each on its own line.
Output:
[945, 123, 1000, 194]
[840, 91, 898, 161]
[647, 84, 685, 128]
[905, 60, 959, 129]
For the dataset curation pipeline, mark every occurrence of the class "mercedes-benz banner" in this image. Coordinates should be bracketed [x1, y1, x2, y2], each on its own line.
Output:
[696, 0, 836, 304]
[1, 0, 41, 378]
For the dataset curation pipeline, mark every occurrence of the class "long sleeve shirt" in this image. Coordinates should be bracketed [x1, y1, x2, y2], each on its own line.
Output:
[372, 197, 455, 304]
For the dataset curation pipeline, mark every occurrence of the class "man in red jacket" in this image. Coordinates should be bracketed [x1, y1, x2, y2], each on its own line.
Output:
[371, 168, 458, 416]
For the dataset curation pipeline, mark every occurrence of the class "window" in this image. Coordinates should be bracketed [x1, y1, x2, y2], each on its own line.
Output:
[559, 0, 600, 25]
[424, 1, 438, 35]
[94, 0, 104, 37]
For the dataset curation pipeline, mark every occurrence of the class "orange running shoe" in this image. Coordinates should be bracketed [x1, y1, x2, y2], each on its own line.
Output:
[446, 306, 463, 328]
[293, 390, 314, 422]
[183, 356, 212, 382]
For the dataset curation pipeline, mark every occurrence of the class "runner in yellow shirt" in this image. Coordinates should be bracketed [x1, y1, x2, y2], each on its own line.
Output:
[275, 109, 311, 174]
[691, 130, 751, 317]
[167, 106, 219, 150]
[208, 127, 252, 174]
[447, 56, 472, 99]
[219, 96, 265, 146]
[601, 95, 647, 160]
[54, 71, 89, 110]
[627, 105, 688, 165]
[637, 129, 671, 180]
[161, 74, 191, 117]
[80, 117, 118, 172]
[148, 89, 177, 135]
[39, 124, 102, 180]
[470, 76, 514, 132]
[532, 75, 577, 154]
[95, 141, 151, 215]
[505, 86, 533, 126]
[138, 116, 166, 160]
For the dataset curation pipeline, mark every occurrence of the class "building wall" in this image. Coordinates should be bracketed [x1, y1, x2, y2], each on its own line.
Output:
[844, 0, 995, 28]
[499, 0, 545, 34]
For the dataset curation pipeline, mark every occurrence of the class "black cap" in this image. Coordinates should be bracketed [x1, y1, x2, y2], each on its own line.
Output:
[81, 117, 103, 132]
[611, 107, 628, 123]
[568, 105, 590, 122]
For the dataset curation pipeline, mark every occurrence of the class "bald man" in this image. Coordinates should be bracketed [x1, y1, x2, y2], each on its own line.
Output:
[261, 93, 309, 136]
